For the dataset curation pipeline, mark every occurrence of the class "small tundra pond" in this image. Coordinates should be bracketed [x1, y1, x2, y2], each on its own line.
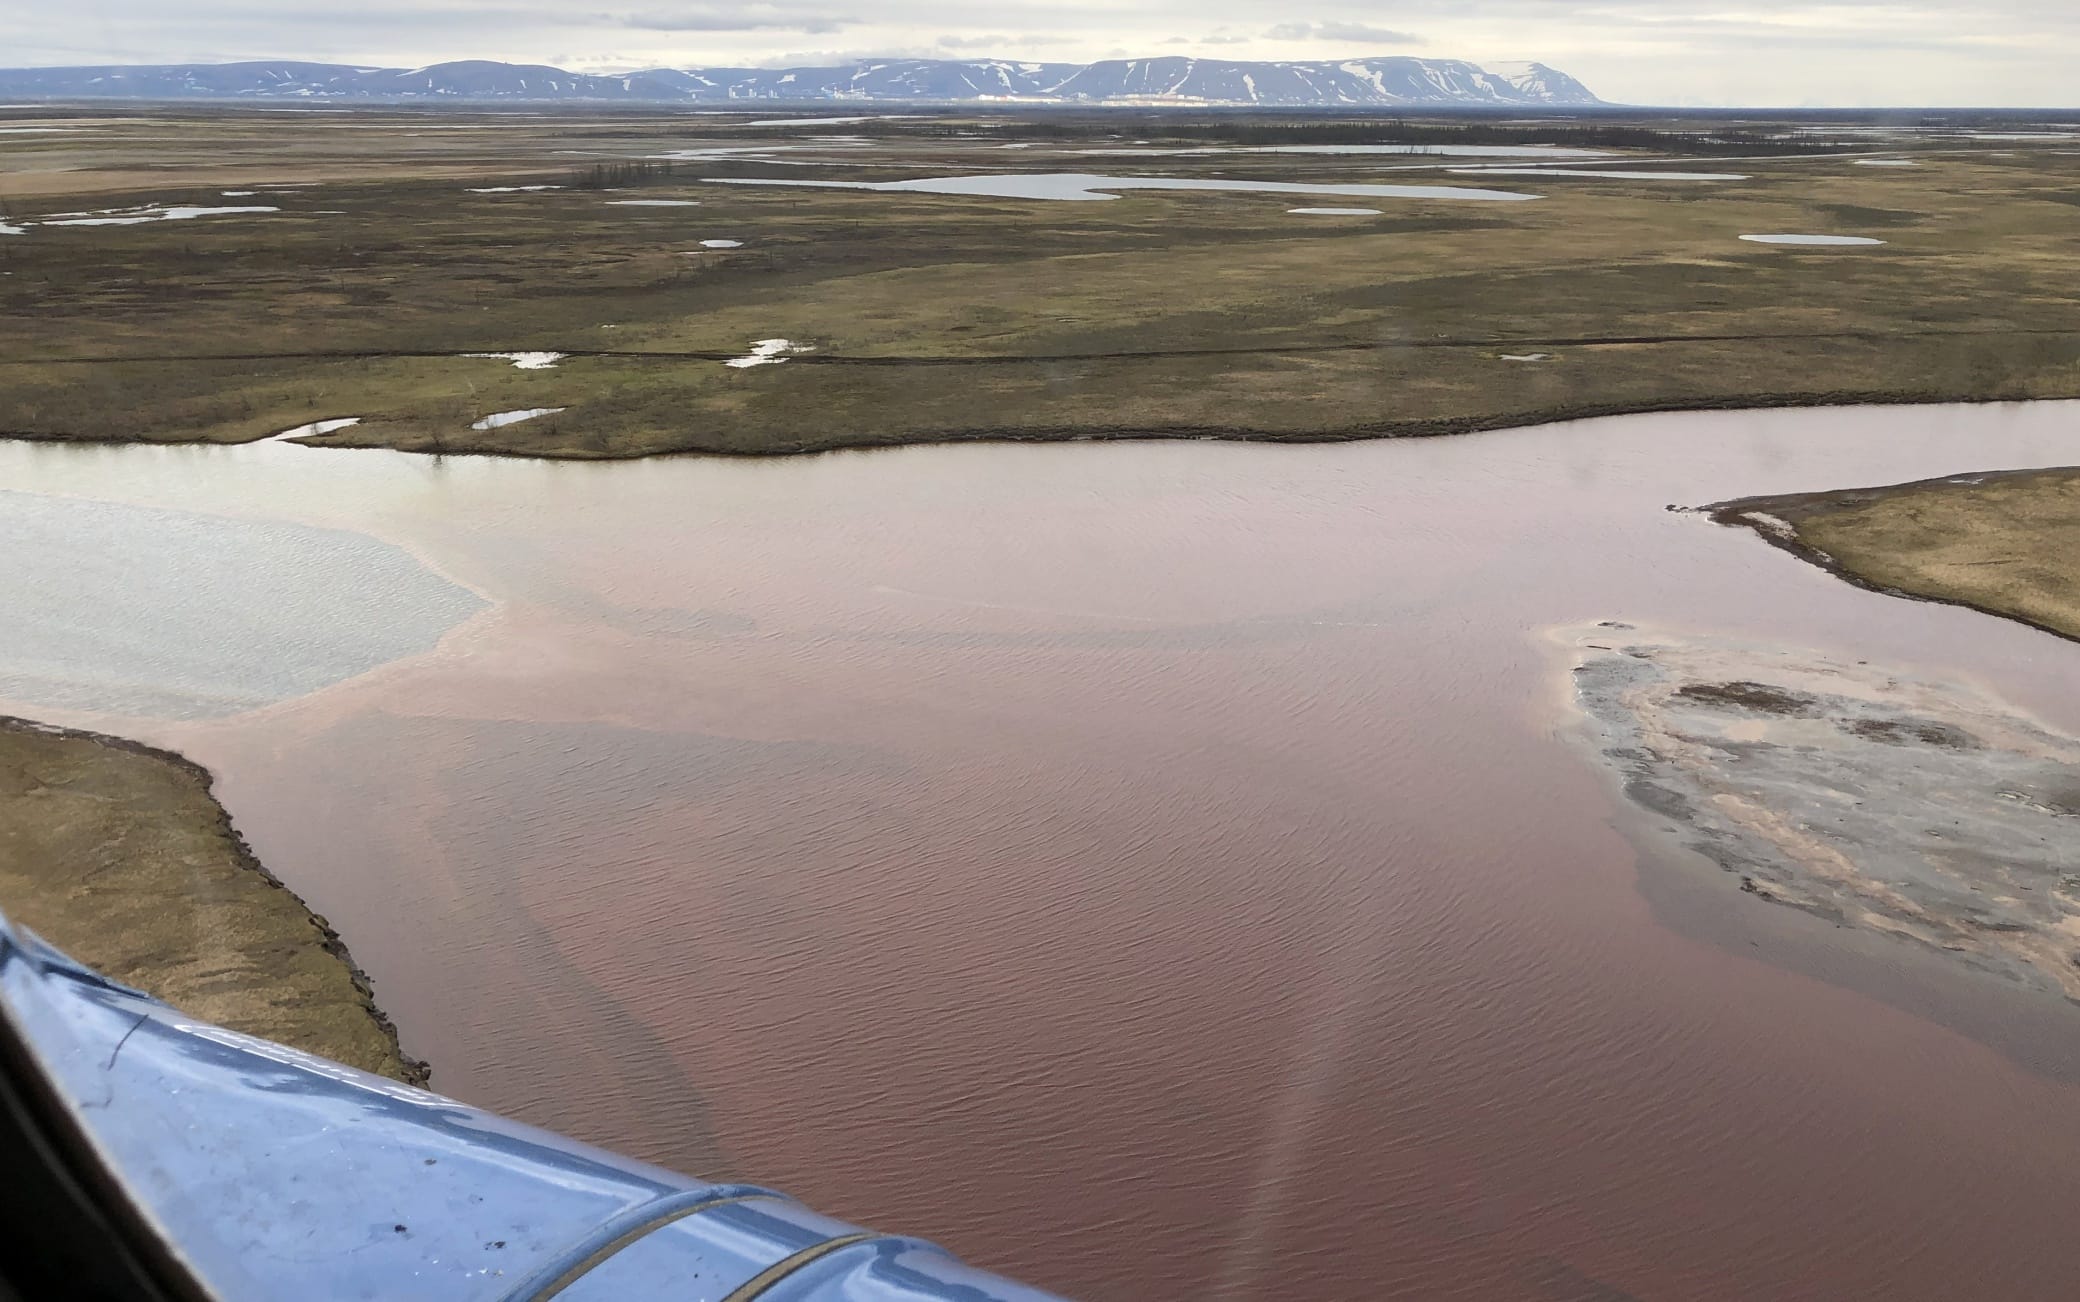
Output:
[23, 204, 282, 231]
[469, 406, 565, 429]
[2, 403, 2079, 1302]
[465, 351, 565, 370]
[1449, 167, 1749, 180]
[1075, 144, 1617, 158]
[700, 172, 1540, 203]
[725, 338, 811, 368]
[1741, 233, 1889, 246]
[266, 417, 361, 442]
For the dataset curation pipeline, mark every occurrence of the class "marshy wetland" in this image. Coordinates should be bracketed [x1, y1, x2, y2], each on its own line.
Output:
[5, 104, 2080, 1301]
[5, 107, 2080, 457]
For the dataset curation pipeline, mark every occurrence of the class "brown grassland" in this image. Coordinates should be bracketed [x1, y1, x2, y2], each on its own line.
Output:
[4, 107, 2080, 457]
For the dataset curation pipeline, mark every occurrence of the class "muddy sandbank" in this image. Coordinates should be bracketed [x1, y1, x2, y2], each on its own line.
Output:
[1564, 626, 2080, 1003]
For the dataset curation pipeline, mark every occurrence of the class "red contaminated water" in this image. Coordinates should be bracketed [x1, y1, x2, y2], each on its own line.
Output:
[7, 403, 2080, 1299]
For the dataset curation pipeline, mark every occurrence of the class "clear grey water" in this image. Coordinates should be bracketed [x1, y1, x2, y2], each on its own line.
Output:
[1447, 168, 1748, 180]
[0, 487, 483, 718]
[696, 172, 1543, 203]
[1741, 233, 1888, 246]
[1075, 145, 1617, 159]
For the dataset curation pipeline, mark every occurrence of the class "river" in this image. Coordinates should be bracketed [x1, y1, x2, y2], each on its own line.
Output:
[3, 402, 2079, 1300]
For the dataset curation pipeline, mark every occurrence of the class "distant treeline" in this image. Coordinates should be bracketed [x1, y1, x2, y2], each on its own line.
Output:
[842, 118, 1855, 156]
[568, 159, 682, 189]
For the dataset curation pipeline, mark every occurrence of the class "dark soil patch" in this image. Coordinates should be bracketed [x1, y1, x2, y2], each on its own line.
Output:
[1844, 716, 1984, 750]
[1674, 680, 1822, 716]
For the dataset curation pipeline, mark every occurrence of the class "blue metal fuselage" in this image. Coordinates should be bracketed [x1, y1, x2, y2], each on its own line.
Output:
[0, 913, 1071, 1300]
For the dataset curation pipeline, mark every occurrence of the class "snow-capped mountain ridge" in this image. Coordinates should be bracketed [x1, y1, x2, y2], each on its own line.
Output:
[0, 57, 1602, 106]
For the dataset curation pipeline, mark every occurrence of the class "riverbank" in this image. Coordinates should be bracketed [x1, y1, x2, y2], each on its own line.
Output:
[0, 716, 424, 1083]
[1710, 465, 2080, 645]
[0, 386, 1999, 459]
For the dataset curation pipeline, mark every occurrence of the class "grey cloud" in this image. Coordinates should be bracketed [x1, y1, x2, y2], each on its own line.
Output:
[614, 7, 852, 32]
[11, 0, 2080, 106]
[745, 45, 940, 67]
[935, 33, 1065, 49]
[1264, 20, 1423, 43]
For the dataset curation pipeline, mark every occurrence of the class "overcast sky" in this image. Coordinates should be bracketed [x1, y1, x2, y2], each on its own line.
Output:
[11, 1, 2078, 107]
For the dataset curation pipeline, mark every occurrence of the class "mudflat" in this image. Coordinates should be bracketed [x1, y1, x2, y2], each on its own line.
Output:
[1566, 625, 2080, 1003]
[1710, 466, 2080, 644]
[0, 716, 422, 1082]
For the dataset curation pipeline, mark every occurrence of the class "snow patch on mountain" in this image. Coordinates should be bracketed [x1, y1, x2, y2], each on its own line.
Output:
[0, 57, 1602, 107]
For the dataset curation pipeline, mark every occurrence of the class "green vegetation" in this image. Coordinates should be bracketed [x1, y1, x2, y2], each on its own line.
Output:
[1712, 468, 2080, 644]
[3, 108, 2079, 457]
[0, 717, 424, 1083]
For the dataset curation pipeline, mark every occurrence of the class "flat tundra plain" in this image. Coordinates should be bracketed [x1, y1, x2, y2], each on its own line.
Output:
[2, 107, 2078, 456]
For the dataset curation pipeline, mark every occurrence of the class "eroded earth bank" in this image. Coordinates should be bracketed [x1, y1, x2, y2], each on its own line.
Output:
[0, 715, 424, 1083]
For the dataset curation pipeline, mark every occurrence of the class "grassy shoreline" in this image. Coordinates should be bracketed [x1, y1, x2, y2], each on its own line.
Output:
[0, 715, 425, 1084]
[3, 389, 2050, 461]
[1708, 466, 2080, 646]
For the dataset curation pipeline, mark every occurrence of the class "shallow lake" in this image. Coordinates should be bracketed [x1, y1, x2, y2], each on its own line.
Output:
[3, 402, 2080, 1300]
[699, 172, 1541, 203]
[1075, 144, 1617, 159]
[1447, 167, 1748, 181]
[1741, 233, 1889, 246]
